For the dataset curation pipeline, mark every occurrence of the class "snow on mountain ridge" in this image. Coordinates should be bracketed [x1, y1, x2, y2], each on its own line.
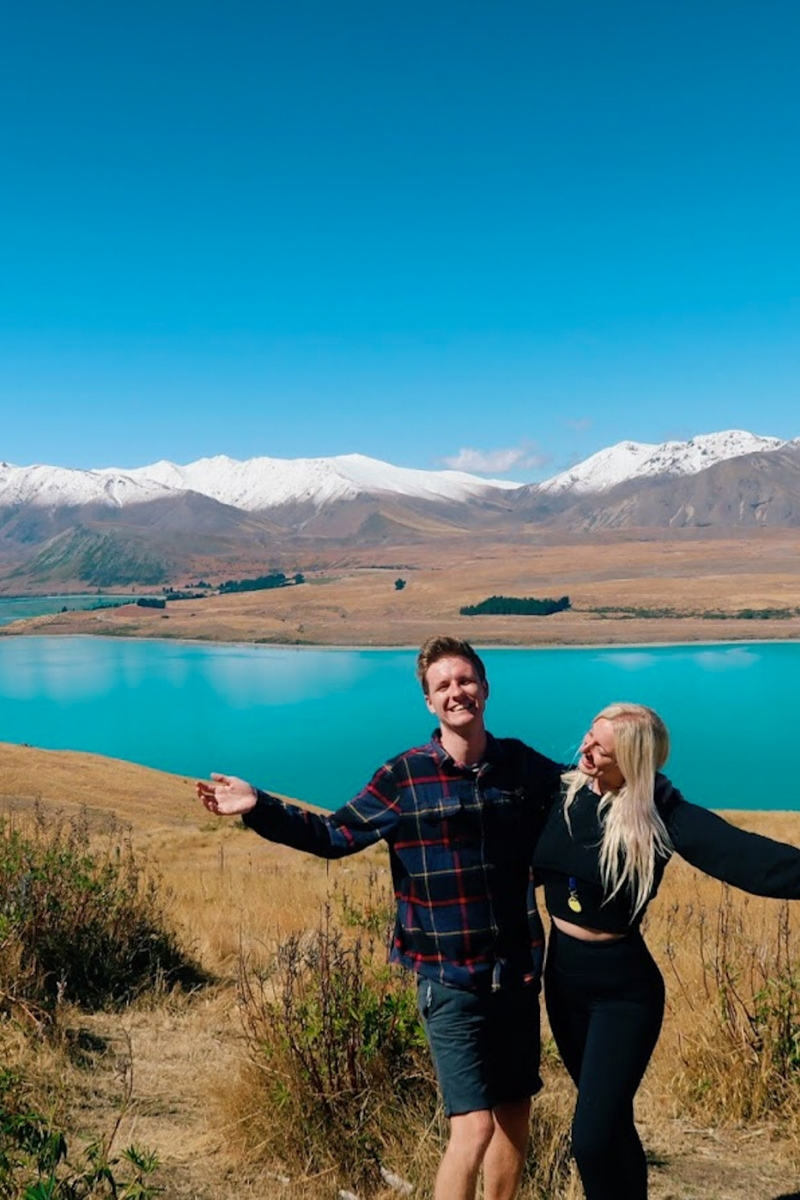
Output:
[1, 433, 796, 512]
[109, 452, 520, 510]
[538, 430, 790, 495]
[537, 441, 657, 495]
[0, 462, 177, 509]
[0, 453, 518, 512]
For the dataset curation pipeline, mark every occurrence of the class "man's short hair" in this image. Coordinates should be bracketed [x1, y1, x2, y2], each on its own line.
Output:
[416, 635, 488, 694]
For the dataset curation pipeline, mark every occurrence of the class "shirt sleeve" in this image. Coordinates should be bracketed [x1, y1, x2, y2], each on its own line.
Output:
[665, 790, 800, 898]
[241, 764, 401, 859]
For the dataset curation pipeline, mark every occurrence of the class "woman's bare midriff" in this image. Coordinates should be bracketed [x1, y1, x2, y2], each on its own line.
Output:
[551, 915, 626, 943]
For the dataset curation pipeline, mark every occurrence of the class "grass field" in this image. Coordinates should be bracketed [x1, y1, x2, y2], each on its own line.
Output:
[3, 742, 800, 1198]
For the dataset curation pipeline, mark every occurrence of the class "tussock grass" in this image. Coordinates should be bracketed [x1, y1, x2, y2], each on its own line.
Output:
[12, 528, 800, 649]
[656, 884, 800, 1126]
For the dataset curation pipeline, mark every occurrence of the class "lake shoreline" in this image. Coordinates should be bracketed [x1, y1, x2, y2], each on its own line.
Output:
[3, 624, 800, 654]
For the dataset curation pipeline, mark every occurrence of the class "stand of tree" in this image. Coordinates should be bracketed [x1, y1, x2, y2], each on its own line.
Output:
[460, 594, 571, 616]
[218, 572, 288, 594]
[217, 571, 306, 595]
[163, 589, 207, 601]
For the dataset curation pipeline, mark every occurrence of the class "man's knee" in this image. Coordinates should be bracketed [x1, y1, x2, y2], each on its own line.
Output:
[448, 1109, 496, 1163]
[492, 1097, 531, 1148]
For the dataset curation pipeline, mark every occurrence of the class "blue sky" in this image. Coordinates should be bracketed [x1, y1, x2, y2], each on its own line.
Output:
[1, 1, 798, 478]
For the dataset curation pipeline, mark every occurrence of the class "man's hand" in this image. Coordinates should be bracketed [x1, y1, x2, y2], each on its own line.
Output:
[196, 773, 258, 816]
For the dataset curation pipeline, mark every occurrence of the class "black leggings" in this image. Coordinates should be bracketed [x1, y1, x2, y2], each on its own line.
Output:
[544, 924, 665, 1200]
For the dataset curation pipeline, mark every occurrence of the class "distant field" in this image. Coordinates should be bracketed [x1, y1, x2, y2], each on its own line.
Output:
[4, 528, 800, 647]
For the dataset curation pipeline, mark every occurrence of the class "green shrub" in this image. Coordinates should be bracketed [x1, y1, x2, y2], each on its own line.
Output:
[0, 809, 203, 1016]
[735, 607, 796, 620]
[588, 605, 681, 618]
[0, 1067, 161, 1199]
[587, 604, 800, 620]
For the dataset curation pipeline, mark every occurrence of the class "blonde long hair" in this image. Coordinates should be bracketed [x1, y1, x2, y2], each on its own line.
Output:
[562, 702, 672, 916]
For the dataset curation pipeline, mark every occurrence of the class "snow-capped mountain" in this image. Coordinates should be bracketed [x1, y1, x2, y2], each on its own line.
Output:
[116, 453, 519, 510]
[0, 453, 518, 511]
[3, 432, 800, 589]
[538, 431, 792, 495]
[0, 431, 796, 518]
[0, 461, 176, 509]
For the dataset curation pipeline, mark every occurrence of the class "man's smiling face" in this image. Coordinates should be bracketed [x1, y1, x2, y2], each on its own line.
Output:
[423, 655, 489, 733]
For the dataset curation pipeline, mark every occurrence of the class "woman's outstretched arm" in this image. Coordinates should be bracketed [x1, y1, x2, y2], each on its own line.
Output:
[664, 792, 800, 898]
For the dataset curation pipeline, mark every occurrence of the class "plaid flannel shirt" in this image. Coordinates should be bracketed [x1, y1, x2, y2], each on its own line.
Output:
[243, 731, 562, 991]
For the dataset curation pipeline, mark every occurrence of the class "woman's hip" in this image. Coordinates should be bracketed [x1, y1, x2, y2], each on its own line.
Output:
[545, 922, 664, 1007]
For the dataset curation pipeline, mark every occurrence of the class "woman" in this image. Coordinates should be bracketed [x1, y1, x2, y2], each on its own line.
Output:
[532, 702, 800, 1200]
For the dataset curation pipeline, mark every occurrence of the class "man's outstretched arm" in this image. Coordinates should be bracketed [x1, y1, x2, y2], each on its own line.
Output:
[196, 767, 399, 859]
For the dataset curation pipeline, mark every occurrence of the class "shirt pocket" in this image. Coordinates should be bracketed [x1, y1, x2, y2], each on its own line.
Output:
[484, 786, 529, 831]
[415, 795, 483, 884]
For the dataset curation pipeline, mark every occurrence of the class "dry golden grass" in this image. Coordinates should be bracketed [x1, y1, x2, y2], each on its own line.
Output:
[5, 528, 800, 648]
[3, 744, 800, 1197]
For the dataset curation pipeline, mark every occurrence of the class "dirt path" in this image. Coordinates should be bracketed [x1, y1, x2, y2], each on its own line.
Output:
[72, 996, 248, 1200]
[644, 1120, 800, 1200]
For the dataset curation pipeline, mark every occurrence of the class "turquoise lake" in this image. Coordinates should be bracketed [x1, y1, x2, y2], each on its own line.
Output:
[0, 636, 796, 811]
[0, 595, 131, 626]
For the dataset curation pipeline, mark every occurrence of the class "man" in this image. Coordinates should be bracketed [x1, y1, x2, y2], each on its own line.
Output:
[197, 635, 561, 1200]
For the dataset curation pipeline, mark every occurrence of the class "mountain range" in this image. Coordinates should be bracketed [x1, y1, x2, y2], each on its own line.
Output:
[2, 430, 799, 587]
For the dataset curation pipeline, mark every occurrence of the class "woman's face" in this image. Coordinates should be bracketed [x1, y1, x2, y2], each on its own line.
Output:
[579, 717, 626, 793]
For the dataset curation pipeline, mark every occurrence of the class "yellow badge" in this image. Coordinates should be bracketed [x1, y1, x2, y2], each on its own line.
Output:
[568, 895, 582, 914]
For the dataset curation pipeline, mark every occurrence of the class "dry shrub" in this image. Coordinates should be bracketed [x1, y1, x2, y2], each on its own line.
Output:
[0, 806, 204, 1017]
[234, 907, 435, 1195]
[663, 886, 800, 1123]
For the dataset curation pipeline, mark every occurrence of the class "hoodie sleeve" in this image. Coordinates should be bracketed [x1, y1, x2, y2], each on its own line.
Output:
[663, 790, 800, 898]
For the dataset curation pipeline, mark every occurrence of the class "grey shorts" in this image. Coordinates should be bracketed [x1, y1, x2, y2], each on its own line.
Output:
[417, 977, 542, 1117]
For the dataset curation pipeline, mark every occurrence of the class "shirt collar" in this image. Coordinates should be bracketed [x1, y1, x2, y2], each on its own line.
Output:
[430, 728, 502, 771]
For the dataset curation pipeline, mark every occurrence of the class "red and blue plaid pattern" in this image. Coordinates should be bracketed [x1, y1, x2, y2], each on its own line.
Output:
[244, 732, 562, 990]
